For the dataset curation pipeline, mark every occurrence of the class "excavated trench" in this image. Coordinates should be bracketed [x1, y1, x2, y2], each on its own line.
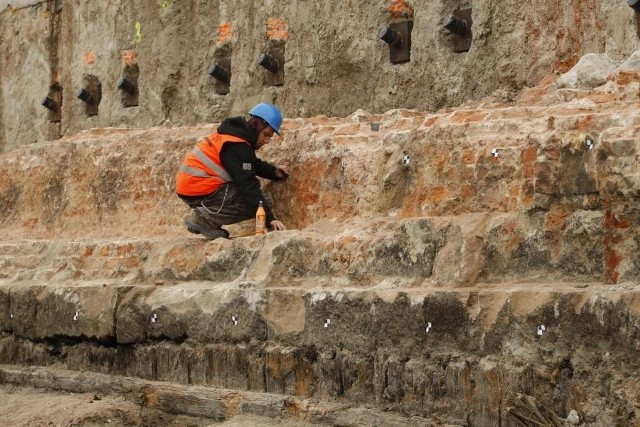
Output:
[1, 67, 639, 426]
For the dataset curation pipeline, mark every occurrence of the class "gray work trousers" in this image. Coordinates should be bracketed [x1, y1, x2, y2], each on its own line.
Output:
[180, 183, 255, 227]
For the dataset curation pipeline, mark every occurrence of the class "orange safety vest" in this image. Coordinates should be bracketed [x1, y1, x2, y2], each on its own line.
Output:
[175, 132, 251, 196]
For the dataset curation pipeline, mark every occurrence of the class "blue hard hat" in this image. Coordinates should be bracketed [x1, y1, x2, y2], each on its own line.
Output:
[248, 103, 283, 135]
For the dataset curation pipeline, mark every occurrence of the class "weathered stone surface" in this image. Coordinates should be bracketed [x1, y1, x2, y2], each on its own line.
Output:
[2, 284, 639, 426]
[556, 53, 618, 89]
[0, 55, 638, 426]
[2, 1, 640, 153]
[0, 103, 638, 283]
[0, 285, 9, 333]
[617, 49, 640, 72]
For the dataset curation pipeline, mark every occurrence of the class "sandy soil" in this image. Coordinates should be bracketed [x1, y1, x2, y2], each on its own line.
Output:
[0, 385, 141, 427]
[0, 385, 330, 427]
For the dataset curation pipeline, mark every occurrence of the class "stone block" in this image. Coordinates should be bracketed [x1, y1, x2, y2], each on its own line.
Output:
[264, 291, 306, 336]
[33, 285, 120, 341]
[116, 286, 269, 345]
[602, 138, 638, 157]
[7, 285, 41, 340]
[556, 53, 617, 89]
[0, 285, 10, 332]
[557, 211, 605, 277]
[557, 142, 598, 196]
[115, 286, 157, 344]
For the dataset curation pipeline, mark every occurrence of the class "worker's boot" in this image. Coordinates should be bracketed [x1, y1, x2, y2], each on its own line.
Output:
[183, 208, 229, 240]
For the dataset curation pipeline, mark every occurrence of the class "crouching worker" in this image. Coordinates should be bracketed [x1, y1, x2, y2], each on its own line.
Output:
[175, 103, 288, 239]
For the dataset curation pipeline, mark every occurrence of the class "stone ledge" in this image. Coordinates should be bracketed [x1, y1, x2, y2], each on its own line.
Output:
[0, 98, 637, 242]
[2, 281, 638, 350]
[1, 206, 632, 288]
[0, 87, 637, 283]
[1, 300, 638, 426]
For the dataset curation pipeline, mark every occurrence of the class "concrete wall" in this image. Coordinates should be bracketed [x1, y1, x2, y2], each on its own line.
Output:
[1, 0, 639, 153]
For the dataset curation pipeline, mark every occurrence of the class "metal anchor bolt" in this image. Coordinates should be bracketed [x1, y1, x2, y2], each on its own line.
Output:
[41, 96, 57, 111]
[76, 88, 93, 103]
[443, 15, 469, 37]
[258, 53, 279, 74]
[378, 26, 401, 46]
[208, 64, 230, 83]
[116, 78, 136, 94]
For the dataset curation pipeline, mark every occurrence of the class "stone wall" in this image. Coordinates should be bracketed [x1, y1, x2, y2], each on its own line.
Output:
[1, 0, 639, 153]
[1, 64, 638, 284]
[0, 90, 638, 425]
[0, 3, 639, 425]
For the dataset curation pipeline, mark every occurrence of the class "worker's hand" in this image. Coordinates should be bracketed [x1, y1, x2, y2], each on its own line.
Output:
[275, 167, 289, 180]
[270, 220, 286, 231]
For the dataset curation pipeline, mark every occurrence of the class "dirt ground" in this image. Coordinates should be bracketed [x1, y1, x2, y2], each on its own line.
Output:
[0, 384, 141, 426]
[0, 385, 330, 427]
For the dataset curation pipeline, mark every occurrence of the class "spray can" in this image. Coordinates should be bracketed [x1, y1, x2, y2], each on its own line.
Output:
[255, 201, 266, 235]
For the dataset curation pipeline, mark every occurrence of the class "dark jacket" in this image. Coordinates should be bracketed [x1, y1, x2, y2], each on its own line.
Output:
[217, 117, 283, 224]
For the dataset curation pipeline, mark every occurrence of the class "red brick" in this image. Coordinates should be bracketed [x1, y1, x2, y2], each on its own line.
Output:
[522, 146, 537, 178]
[571, 115, 595, 132]
[461, 184, 474, 199]
[451, 110, 488, 123]
[615, 71, 640, 86]
[389, 0, 414, 18]
[502, 220, 517, 235]
[123, 257, 140, 268]
[117, 243, 134, 256]
[605, 211, 631, 229]
[333, 123, 360, 135]
[266, 18, 288, 41]
[545, 212, 570, 232]
[605, 247, 621, 284]
[427, 186, 448, 203]
[461, 149, 476, 165]
[217, 23, 232, 45]
[423, 116, 439, 127]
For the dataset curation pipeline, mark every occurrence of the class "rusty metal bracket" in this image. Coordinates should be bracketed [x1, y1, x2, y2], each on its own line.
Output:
[379, 20, 412, 64]
[76, 81, 101, 116]
[117, 65, 139, 107]
[42, 84, 62, 122]
[258, 44, 284, 86]
[208, 56, 231, 95]
[444, 9, 472, 53]
[632, 0, 640, 38]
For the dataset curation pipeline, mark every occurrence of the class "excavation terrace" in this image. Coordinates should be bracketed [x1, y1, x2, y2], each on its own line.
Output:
[1, 72, 639, 426]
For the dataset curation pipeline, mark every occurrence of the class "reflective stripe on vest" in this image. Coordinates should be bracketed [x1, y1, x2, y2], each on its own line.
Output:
[189, 146, 232, 181]
[179, 164, 213, 178]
